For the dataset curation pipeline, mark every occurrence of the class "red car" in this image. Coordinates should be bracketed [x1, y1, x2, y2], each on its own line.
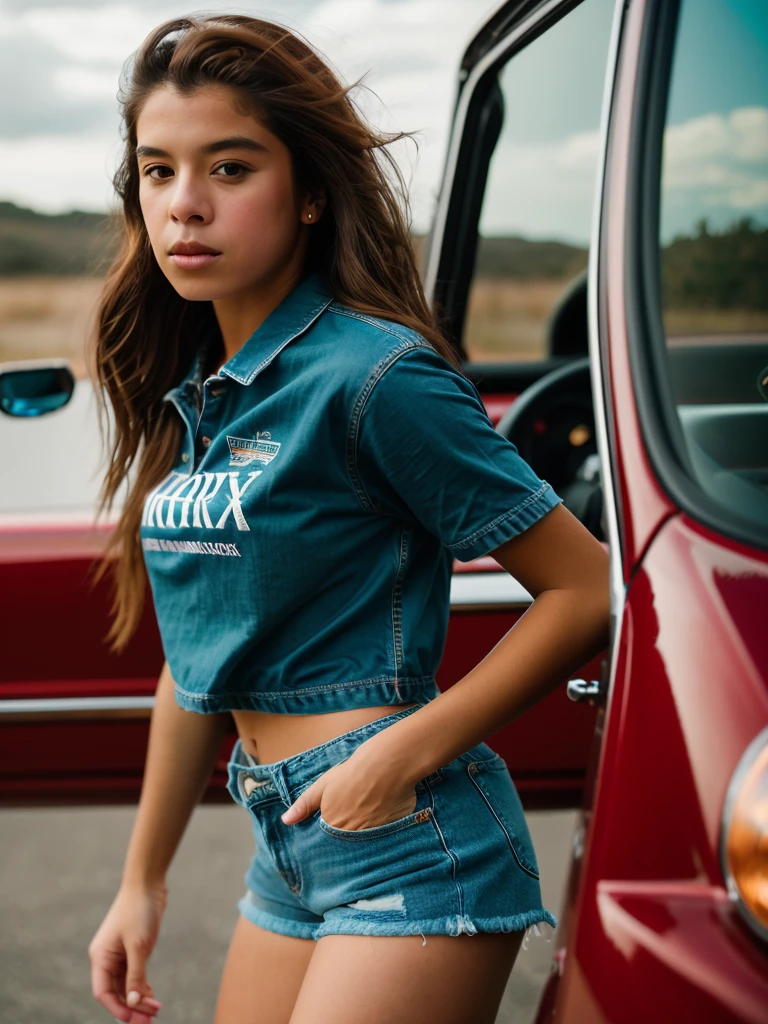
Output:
[1, 0, 766, 1020]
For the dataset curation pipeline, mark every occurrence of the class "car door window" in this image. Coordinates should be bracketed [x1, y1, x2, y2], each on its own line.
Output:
[463, 0, 615, 363]
[656, 0, 768, 540]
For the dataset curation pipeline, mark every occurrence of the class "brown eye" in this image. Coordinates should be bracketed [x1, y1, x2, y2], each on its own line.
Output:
[143, 166, 173, 180]
[214, 162, 247, 178]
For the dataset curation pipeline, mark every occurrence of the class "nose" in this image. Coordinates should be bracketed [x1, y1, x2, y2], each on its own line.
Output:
[168, 171, 213, 225]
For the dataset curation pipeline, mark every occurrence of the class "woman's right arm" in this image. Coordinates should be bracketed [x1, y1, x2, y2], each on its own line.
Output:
[89, 660, 232, 1022]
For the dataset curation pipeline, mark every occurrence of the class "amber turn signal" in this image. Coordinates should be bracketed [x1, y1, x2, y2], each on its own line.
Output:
[721, 726, 768, 942]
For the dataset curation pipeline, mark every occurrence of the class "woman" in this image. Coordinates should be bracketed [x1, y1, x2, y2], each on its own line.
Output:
[87, 13, 610, 1024]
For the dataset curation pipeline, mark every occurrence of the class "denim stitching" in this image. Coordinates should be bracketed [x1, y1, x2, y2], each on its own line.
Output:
[222, 298, 333, 385]
[467, 764, 540, 879]
[174, 673, 436, 704]
[318, 807, 428, 841]
[327, 305, 424, 346]
[446, 482, 552, 552]
[346, 339, 428, 513]
[426, 779, 466, 919]
[391, 524, 409, 694]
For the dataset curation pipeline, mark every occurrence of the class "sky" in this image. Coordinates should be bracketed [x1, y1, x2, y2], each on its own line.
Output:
[0, 0, 765, 242]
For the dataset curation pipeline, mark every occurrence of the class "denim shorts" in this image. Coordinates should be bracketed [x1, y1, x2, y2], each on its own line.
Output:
[225, 702, 557, 941]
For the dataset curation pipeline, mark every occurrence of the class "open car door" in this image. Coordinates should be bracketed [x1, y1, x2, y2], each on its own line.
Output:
[425, 0, 619, 808]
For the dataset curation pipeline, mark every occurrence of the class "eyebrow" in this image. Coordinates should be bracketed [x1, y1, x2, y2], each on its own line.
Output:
[135, 135, 269, 159]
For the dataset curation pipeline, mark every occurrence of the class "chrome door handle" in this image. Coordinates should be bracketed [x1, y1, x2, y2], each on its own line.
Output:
[567, 678, 602, 704]
[567, 655, 609, 706]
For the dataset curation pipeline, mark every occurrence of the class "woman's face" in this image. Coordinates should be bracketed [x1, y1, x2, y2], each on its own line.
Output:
[136, 84, 317, 302]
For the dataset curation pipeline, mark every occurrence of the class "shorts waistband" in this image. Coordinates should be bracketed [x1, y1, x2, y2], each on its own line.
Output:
[228, 702, 427, 806]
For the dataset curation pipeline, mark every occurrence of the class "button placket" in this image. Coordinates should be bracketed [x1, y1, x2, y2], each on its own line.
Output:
[193, 377, 225, 470]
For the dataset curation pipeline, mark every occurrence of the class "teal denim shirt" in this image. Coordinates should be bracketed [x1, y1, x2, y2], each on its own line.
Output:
[139, 272, 563, 714]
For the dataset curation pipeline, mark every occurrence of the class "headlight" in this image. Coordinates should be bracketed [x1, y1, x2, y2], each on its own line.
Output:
[720, 725, 768, 942]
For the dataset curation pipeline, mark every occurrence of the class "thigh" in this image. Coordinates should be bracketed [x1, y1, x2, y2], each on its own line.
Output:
[288, 930, 525, 1024]
[214, 914, 316, 1024]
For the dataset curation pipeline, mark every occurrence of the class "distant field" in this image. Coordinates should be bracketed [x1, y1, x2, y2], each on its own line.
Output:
[0, 276, 102, 379]
[465, 277, 569, 362]
[1, 274, 765, 379]
[0, 274, 568, 371]
[664, 308, 768, 337]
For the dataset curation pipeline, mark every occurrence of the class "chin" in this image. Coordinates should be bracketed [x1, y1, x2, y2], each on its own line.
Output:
[168, 283, 220, 302]
[164, 275, 231, 303]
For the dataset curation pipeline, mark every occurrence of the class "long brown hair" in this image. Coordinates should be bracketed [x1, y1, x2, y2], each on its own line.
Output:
[89, 13, 461, 654]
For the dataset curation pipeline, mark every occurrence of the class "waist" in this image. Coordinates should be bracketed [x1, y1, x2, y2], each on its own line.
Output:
[231, 703, 420, 763]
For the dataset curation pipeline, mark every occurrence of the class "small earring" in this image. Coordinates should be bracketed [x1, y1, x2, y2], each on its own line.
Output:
[307, 212, 313, 221]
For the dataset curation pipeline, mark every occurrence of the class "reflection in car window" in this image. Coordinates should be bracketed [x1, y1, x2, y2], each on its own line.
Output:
[463, 0, 615, 363]
[658, 0, 768, 536]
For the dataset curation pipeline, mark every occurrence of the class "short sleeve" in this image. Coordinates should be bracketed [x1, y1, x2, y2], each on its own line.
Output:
[353, 342, 564, 561]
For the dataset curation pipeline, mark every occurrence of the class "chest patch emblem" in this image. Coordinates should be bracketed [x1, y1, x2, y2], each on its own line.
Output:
[226, 432, 281, 467]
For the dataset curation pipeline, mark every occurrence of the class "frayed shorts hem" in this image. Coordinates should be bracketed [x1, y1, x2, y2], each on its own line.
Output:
[238, 895, 556, 942]
[314, 907, 557, 940]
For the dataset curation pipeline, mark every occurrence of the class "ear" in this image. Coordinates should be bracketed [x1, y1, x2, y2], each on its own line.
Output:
[300, 186, 327, 225]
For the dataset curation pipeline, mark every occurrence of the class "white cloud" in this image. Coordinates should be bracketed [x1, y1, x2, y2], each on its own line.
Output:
[660, 107, 768, 233]
[729, 179, 768, 208]
[662, 107, 768, 191]
[729, 108, 768, 162]
[479, 129, 602, 244]
[53, 66, 121, 100]
[0, 134, 122, 214]
[22, 4, 160, 63]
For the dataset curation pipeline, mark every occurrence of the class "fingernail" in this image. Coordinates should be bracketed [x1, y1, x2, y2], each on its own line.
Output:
[145, 998, 162, 1009]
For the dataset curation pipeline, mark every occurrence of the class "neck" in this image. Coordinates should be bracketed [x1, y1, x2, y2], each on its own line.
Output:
[211, 256, 308, 367]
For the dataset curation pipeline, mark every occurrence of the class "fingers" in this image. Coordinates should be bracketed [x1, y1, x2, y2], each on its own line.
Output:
[281, 787, 311, 823]
[127, 989, 163, 1015]
[281, 757, 355, 824]
[91, 959, 135, 1020]
[90, 952, 162, 1021]
[125, 953, 163, 1017]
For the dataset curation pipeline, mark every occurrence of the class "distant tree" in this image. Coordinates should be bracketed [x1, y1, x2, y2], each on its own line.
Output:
[661, 218, 768, 310]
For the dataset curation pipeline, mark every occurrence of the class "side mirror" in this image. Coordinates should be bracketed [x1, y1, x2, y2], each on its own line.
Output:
[0, 360, 75, 417]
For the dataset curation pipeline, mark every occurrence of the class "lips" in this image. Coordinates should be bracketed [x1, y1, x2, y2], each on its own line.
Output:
[168, 241, 221, 255]
[168, 241, 222, 270]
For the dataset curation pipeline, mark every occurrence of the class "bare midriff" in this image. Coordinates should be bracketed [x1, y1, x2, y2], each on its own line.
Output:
[231, 704, 419, 764]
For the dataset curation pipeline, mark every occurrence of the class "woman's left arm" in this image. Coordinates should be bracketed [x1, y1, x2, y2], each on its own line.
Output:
[358, 501, 611, 785]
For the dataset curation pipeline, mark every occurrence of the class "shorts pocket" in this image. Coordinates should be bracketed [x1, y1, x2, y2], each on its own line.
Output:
[467, 758, 540, 879]
[316, 782, 434, 841]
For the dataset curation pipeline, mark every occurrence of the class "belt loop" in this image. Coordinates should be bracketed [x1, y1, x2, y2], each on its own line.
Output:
[271, 763, 292, 807]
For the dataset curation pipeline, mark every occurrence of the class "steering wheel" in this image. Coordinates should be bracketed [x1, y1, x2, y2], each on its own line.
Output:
[495, 356, 604, 540]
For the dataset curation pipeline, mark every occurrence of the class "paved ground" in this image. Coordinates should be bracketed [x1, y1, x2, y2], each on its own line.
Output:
[1, 805, 577, 1024]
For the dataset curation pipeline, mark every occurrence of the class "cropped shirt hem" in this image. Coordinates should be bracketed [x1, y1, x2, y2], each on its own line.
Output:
[446, 481, 564, 562]
[173, 674, 441, 715]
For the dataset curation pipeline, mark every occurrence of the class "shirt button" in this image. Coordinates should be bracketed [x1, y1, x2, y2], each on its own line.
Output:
[201, 436, 212, 447]
[181, 453, 190, 463]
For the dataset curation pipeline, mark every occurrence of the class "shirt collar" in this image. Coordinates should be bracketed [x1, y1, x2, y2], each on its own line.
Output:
[221, 271, 334, 386]
[163, 270, 334, 402]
